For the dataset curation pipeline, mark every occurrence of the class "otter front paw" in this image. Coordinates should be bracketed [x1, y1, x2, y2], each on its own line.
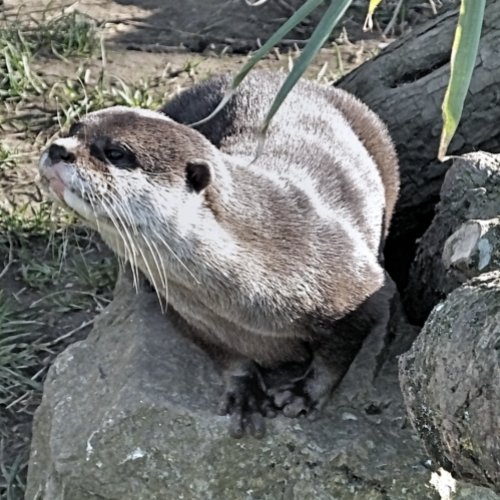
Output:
[267, 384, 321, 419]
[218, 373, 274, 439]
[267, 361, 337, 419]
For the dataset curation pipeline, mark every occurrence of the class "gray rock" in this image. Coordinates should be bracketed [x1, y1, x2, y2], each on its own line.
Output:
[442, 217, 500, 277]
[27, 271, 498, 499]
[399, 271, 500, 492]
[26, 271, 437, 500]
[405, 152, 500, 324]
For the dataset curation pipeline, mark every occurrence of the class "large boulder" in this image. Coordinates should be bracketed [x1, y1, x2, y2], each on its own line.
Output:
[399, 271, 500, 492]
[404, 152, 500, 324]
[27, 271, 439, 499]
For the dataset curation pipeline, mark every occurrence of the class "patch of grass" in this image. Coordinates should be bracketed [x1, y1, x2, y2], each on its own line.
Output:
[50, 71, 169, 129]
[0, 200, 116, 300]
[0, 438, 29, 500]
[0, 234, 116, 412]
[0, 203, 65, 246]
[0, 144, 17, 172]
[0, 219, 116, 499]
[35, 11, 97, 58]
[0, 29, 46, 100]
[0, 293, 47, 409]
[0, 10, 97, 101]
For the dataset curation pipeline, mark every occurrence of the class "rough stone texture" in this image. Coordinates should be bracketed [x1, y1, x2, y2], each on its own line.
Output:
[399, 271, 500, 492]
[442, 218, 500, 276]
[26, 270, 433, 500]
[404, 152, 500, 323]
[338, 0, 500, 285]
[26, 273, 500, 499]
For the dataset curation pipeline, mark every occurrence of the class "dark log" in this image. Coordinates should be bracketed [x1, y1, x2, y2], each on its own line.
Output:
[337, 0, 500, 291]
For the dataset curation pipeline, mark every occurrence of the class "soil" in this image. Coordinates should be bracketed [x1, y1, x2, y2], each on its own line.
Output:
[0, 0, 452, 497]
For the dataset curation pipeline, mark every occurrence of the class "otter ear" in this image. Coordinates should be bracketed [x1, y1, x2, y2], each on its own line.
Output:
[186, 159, 212, 193]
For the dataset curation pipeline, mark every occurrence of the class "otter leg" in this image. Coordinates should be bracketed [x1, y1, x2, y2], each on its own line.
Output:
[267, 348, 346, 419]
[166, 306, 273, 437]
[269, 275, 396, 418]
[218, 358, 276, 438]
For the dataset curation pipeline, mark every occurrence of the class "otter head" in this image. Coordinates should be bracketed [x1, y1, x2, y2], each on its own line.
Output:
[38, 106, 218, 242]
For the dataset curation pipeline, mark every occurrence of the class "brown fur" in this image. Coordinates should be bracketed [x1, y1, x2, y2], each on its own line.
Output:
[39, 71, 400, 435]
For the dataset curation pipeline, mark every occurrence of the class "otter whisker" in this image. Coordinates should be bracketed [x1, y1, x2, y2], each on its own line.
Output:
[105, 189, 164, 304]
[98, 188, 138, 278]
[107, 189, 166, 309]
[105, 186, 169, 310]
[140, 234, 169, 312]
[149, 238, 169, 305]
[153, 231, 201, 286]
[99, 193, 141, 293]
[104, 198, 140, 291]
[114, 186, 140, 237]
[85, 189, 125, 276]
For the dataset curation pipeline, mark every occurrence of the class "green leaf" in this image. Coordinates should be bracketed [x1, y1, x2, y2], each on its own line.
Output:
[438, 0, 485, 161]
[189, 0, 326, 126]
[259, 0, 353, 139]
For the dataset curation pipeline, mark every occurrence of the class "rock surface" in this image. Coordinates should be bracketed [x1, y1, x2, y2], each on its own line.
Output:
[26, 270, 500, 500]
[25, 270, 433, 500]
[404, 152, 500, 324]
[442, 217, 500, 276]
[399, 271, 500, 492]
[26, 270, 500, 499]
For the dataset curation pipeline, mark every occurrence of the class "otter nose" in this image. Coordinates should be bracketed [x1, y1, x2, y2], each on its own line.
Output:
[47, 144, 75, 164]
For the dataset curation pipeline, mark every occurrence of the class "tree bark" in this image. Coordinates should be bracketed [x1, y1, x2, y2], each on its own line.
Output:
[337, 0, 500, 287]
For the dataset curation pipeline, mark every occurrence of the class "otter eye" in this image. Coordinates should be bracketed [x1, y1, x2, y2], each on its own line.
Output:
[90, 139, 136, 169]
[104, 147, 125, 162]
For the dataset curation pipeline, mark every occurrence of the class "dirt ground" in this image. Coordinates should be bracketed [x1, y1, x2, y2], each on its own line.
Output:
[0, 0, 451, 497]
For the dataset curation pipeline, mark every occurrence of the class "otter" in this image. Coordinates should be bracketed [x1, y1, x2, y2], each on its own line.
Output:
[38, 71, 399, 438]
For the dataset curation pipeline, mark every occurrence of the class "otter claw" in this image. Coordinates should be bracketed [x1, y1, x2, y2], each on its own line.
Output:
[267, 367, 332, 419]
[219, 374, 269, 438]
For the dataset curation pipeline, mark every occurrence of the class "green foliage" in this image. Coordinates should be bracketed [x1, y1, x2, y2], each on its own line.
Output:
[214, 0, 485, 160]
[260, 0, 352, 138]
[35, 11, 97, 58]
[0, 12, 96, 100]
[0, 293, 45, 406]
[0, 31, 46, 99]
[190, 0, 326, 127]
[438, 0, 485, 160]
[50, 72, 168, 129]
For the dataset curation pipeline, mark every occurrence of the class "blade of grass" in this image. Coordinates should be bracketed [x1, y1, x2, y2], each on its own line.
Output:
[438, 0, 485, 160]
[189, 0, 326, 126]
[258, 0, 352, 145]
